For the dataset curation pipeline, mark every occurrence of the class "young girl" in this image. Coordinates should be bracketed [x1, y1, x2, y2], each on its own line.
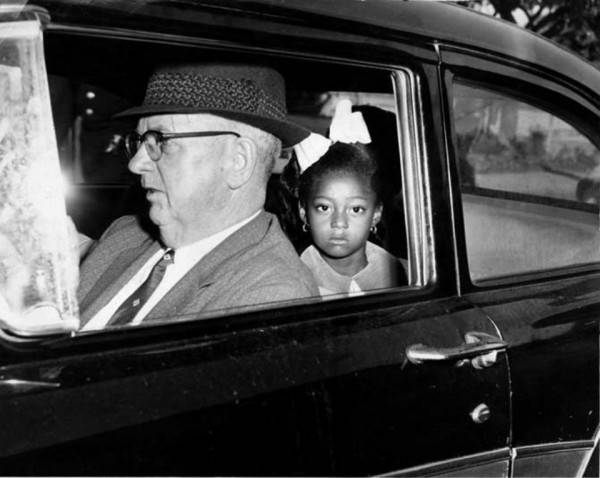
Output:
[295, 141, 406, 297]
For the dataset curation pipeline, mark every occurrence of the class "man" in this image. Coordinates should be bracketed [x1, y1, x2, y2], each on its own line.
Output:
[78, 63, 318, 330]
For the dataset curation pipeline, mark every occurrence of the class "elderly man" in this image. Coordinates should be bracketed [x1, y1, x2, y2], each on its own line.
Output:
[78, 64, 318, 330]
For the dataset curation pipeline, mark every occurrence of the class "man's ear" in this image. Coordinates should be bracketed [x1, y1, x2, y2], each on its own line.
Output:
[372, 203, 383, 227]
[226, 137, 257, 189]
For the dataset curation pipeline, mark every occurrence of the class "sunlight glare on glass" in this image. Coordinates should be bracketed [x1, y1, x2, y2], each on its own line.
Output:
[59, 172, 71, 198]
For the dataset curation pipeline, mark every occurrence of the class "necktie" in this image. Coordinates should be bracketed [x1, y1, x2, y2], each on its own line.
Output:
[107, 249, 174, 326]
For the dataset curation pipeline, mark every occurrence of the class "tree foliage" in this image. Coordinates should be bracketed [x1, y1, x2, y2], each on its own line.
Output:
[461, 0, 600, 65]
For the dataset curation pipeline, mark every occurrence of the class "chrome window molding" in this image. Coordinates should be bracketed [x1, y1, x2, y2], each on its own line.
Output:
[512, 439, 596, 478]
[393, 69, 435, 288]
[377, 447, 510, 477]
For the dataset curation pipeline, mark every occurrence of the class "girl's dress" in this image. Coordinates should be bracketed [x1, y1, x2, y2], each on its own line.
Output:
[300, 241, 406, 297]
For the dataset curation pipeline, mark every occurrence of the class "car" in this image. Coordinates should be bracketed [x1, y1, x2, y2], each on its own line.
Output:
[0, 0, 599, 475]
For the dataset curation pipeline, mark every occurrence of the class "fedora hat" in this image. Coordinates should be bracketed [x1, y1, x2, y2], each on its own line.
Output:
[116, 63, 310, 147]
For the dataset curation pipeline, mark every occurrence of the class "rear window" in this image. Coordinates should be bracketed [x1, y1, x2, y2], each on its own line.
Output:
[453, 80, 600, 282]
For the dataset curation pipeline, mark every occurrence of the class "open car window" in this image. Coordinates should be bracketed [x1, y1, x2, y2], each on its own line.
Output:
[40, 32, 429, 331]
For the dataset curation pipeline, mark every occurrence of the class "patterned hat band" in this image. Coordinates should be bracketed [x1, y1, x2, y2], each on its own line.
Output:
[144, 72, 287, 120]
[115, 64, 310, 147]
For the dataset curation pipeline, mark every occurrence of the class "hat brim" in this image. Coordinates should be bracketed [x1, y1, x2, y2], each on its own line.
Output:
[115, 105, 310, 148]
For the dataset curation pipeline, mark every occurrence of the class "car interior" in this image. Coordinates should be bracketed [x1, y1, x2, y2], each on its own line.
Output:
[44, 31, 411, 315]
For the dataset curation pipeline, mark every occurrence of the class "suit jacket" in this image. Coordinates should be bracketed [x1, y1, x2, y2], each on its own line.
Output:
[78, 211, 319, 327]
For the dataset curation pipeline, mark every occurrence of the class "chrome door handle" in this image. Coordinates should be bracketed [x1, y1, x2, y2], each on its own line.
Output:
[0, 378, 60, 396]
[406, 332, 507, 365]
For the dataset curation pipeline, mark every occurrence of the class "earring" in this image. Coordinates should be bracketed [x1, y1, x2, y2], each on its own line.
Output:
[370, 225, 377, 234]
[302, 223, 309, 232]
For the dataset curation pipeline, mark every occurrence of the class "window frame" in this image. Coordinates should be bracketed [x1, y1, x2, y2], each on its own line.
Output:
[443, 60, 600, 290]
[38, 28, 440, 337]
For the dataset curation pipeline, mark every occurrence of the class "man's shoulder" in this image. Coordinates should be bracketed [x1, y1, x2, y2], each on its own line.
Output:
[207, 211, 319, 298]
[246, 212, 310, 272]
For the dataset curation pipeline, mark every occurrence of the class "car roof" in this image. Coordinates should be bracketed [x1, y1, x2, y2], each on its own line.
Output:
[29, 0, 600, 99]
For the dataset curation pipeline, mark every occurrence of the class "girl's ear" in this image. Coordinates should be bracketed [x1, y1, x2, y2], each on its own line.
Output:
[226, 137, 257, 189]
[372, 203, 383, 226]
[298, 201, 307, 224]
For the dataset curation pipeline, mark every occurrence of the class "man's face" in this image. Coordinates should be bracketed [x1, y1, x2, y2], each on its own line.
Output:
[128, 114, 235, 244]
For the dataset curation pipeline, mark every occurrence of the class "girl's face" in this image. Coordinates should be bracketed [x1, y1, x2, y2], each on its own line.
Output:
[300, 172, 382, 273]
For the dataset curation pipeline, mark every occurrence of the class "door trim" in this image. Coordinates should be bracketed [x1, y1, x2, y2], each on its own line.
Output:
[513, 440, 595, 477]
[379, 447, 510, 477]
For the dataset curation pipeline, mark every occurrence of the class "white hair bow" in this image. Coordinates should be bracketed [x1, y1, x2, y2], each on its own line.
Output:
[293, 99, 372, 173]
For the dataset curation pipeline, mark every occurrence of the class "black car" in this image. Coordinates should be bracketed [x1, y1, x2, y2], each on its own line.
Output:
[0, 0, 599, 476]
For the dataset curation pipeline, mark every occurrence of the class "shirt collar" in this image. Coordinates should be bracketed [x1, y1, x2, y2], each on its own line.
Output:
[301, 242, 385, 294]
[172, 209, 262, 266]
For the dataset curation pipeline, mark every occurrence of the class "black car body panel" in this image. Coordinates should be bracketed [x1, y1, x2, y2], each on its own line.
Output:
[0, 296, 508, 476]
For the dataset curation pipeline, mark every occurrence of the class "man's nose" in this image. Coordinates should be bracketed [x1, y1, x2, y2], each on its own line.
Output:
[331, 210, 348, 229]
[128, 144, 154, 175]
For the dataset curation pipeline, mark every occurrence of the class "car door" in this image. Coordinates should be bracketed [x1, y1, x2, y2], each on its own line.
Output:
[442, 48, 600, 477]
[0, 305, 513, 477]
[0, 297, 511, 476]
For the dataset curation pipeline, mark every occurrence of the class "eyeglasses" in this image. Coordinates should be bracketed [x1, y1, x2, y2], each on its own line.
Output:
[124, 130, 241, 160]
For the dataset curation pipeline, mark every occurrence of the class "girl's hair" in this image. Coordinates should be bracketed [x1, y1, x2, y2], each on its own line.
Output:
[295, 142, 383, 206]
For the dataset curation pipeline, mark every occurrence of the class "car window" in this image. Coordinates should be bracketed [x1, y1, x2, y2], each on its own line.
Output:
[453, 80, 600, 282]
[42, 33, 424, 329]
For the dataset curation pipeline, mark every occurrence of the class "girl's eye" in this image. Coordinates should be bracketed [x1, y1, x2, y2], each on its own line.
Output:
[351, 206, 365, 214]
[315, 205, 329, 212]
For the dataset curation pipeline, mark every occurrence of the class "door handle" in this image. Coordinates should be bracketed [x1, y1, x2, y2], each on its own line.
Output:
[406, 332, 507, 365]
[0, 378, 60, 396]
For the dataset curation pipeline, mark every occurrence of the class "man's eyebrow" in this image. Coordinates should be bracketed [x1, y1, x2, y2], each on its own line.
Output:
[145, 125, 171, 132]
[142, 119, 175, 131]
